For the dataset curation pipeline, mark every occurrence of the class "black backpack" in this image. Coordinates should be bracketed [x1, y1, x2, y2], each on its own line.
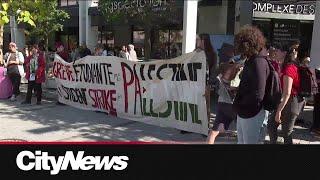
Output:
[262, 57, 282, 111]
[298, 66, 318, 97]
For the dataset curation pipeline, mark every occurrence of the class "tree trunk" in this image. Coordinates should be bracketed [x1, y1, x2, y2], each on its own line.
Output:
[0, 25, 4, 64]
[144, 26, 152, 60]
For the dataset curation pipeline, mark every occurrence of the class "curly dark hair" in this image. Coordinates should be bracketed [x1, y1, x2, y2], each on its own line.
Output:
[235, 25, 266, 58]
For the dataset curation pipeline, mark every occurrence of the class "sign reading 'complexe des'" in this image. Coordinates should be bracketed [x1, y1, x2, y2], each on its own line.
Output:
[253, 1, 316, 15]
[53, 51, 208, 135]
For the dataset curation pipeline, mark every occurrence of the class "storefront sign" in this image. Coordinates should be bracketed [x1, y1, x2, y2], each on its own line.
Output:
[106, 0, 168, 13]
[253, 1, 316, 15]
[53, 51, 208, 135]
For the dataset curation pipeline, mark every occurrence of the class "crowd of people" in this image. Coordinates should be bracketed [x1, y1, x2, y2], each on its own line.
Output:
[199, 25, 320, 144]
[0, 25, 319, 145]
[0, 42, 45, 105]
[53, 41, 140, 63]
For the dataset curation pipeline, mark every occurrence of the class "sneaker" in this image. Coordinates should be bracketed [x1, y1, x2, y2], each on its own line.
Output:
[10, 95, 17, 102]
[21, 101, 31, 105]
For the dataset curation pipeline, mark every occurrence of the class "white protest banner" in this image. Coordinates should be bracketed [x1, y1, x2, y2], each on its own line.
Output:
[53, 51, 208, 135]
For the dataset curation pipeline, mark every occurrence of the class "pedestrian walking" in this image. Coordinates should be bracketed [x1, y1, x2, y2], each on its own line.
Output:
[233, 26, 270, 144]
[267, 49, 305, 144]
[3, 42, 25, 101]
[21, 44, 46, 105]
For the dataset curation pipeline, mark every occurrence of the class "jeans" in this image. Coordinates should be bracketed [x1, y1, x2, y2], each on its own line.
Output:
[8, 73, 21, 96]
[25, 81, 42, 103]
[267, 96, 304, 144]
[237, 109, 268, 144]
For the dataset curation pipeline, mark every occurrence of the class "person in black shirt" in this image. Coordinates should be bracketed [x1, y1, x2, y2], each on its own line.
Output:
[79, 42, 92, 58]
[233, 26, 270, 144]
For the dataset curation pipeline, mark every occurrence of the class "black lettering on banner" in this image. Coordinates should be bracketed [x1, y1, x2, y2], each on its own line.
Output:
[140, 64, 145, 81]
[148, 65, 156, 80]
[169, 64, 178, 81]
[187, 63, 202, 81]
[61, 85, 88, 105]
[73, 63, 115, 86]
[176, 64, 187, 81]
[156, 64, 168, 80]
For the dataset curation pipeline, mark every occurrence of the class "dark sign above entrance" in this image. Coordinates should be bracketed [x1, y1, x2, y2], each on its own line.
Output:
[272, 19, 300, 47]
[253, 1, 316, 15]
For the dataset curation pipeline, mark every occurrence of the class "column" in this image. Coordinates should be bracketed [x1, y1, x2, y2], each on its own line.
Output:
[239, 0, 253, 27]
[310, 1, 320, 69]
[9, 16, 25, 51]
[79, 0, 87, 45]
[86, 0, 99, 52]
[182, 0, 198, 54]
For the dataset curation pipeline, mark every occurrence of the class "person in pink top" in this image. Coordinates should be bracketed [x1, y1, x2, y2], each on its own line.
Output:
[0, 65, 13, 99]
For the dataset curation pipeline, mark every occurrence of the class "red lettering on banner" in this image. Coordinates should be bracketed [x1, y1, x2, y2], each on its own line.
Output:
[53, 62, 70, 81]
[89, 89, 117, 116]
[121, 62, 134, 113]
[65, 65, 75, 81]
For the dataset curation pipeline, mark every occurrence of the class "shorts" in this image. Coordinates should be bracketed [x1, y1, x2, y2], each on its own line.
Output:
[212, 102, 236, 130]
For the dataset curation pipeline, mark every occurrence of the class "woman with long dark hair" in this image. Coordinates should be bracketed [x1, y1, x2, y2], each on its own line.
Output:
[267, 49, 305, 144]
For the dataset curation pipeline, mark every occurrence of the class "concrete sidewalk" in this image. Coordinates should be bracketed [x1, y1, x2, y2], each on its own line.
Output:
[11, 84, 320, 144]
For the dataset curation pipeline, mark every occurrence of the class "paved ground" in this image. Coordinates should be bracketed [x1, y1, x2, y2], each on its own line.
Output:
[0, 84, 319, 144]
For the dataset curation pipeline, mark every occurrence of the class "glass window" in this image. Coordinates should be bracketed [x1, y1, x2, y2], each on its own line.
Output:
[60, 0, 68, 6]
[68, 0, 77, 6]
[59, 0, 78, 6]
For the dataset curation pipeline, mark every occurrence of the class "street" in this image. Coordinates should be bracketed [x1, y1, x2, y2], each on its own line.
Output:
[0, 84, 319, 144]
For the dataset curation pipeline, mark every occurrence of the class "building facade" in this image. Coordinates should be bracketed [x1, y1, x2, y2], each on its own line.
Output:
[253, 0, 316, 56]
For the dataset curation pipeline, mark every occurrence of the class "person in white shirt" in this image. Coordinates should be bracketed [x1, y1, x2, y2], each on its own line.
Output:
[119, 45, 130, 60]
[128, 44, 138, 61]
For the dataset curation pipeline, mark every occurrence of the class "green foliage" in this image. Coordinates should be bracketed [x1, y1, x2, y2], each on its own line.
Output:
[0, 1, 36, 26]
[26, 0, 70, 43]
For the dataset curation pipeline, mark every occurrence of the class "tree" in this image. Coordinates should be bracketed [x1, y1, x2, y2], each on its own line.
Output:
[98, 0, 180, 60]
[25, 0, 70, 52]
[0, 0, 35, 64]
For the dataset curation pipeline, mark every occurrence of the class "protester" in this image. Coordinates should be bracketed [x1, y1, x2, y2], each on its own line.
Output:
[79, 42, 91, 58]
[21, 44, 45, 105]
[267, 49, 305, 144]
[128, 44, 138, 61]
[94, 44, 104, 56]
[268, 45, 282, 75]
[218, 43, 235, 64]
[119, 45, 130, 60]
[207, 62, 241, 144]
[233, 26, 270, 144]
[3, 42, 25, 101]
[0, 59, 13, 99]
[102, 44, 108, 56]
[56, 43, 70, 62]
[70, 43, 80, 62]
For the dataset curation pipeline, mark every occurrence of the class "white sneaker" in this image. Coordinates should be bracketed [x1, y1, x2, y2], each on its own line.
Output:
[10, 95, 16, 102]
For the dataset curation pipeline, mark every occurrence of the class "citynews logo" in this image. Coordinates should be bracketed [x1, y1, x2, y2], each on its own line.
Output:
[16, 151, 129, 175]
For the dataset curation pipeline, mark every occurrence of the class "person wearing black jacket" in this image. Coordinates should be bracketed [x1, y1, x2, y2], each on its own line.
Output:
[233, 26, 270, 144]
